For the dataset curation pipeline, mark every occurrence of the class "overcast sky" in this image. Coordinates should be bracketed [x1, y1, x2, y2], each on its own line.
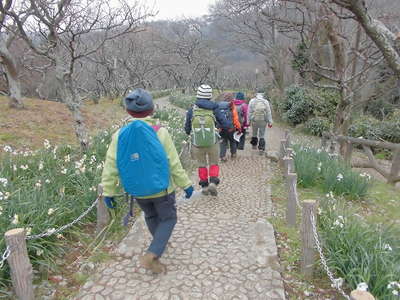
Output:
[151, 0, 216, 20]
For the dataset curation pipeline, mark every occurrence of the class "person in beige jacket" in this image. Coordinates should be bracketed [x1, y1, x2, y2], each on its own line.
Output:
[248, 88, 273, 154]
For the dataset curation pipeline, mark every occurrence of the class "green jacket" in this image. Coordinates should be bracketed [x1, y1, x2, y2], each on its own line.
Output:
[101, 116, 192, 199]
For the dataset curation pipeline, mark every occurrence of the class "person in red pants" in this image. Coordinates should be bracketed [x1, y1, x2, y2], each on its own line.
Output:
[184, 85, 231, 196]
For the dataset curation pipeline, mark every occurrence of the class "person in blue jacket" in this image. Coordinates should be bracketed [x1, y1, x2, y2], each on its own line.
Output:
[184, 84, 230, 196]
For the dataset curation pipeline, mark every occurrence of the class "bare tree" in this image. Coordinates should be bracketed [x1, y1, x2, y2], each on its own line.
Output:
[329, 0, 400, 78]
[211, 0, 293, 93]
[4, 0, 152, 149]
[0, 0, 28, 109]
[86, 30, 166, 98]
[152, 19, 221, 93]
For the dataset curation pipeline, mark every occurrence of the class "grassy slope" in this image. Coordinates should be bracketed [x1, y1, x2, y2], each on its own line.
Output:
[0, 96, 127, 150]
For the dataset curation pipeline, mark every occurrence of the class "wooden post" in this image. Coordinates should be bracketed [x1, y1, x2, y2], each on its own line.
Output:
[286, 173, 298, 227]
[285, 132, 291, 149]
[279, 139, 287, 160]
[329, 140, 337, 155]
[96, 184, 110, 234]
[284, 129, 290, 140]
[350, 290, 375, 300]
[279, 139, 287, 168]
[321, 136, 328, 150]
[286, 148, 296, 173]
[287, 154, 295, 173]
[282, 157, 291, 177]
[5, 228, 34, 300]
[301, 200, 317, 278]
[286, 147, 293, 157]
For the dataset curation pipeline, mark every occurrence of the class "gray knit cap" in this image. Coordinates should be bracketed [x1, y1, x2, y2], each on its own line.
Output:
[124, 88, 154, 112]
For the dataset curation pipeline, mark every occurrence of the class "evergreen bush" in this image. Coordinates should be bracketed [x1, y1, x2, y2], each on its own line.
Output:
[304, 117, 331, 137]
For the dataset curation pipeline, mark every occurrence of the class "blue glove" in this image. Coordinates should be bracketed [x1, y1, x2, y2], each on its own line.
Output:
[184, 186, 194, 199]
[104, 196, 116, 209]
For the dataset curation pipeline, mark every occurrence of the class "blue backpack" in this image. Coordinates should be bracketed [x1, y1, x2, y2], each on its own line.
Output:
[116, 120, 170, 197]
[218, 102, 234, 128]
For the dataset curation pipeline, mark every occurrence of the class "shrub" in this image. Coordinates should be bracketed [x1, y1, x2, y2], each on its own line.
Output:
[281, 85, 314, 126]
[349, 115, 400, 144]
[365, 98, 395, 120]
[309, 88, 339, 121]
[304, 117, 331, 137]
[279, 85, 337, 128]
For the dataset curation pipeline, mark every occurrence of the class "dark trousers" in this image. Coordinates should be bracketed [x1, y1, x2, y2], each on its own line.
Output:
[236, 129, 246, 150]
[220, 129, 237, 158]
[136, 192, 177, 257]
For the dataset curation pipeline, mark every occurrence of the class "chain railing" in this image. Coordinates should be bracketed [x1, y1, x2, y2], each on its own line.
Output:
[0, 246, 11, 269]
[310, 212, 351, 300]
[280, 131, 373, 300]
[27, 197, 99, 240]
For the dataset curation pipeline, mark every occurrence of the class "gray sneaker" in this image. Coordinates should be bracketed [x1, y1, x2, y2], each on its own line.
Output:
[208, 183, 218, 196]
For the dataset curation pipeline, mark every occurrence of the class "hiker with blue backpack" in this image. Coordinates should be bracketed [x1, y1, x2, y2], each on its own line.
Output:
[101, 88, 194, 274]
[216, 92, 242, 162]
[233, 92, 249, 150]
[184, 84, 231, 196]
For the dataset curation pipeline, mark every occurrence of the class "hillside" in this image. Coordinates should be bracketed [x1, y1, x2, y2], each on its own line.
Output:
[0, 97, 127, 150]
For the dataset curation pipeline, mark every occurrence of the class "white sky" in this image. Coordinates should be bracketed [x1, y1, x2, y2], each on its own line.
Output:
[150, 0, 216, 20]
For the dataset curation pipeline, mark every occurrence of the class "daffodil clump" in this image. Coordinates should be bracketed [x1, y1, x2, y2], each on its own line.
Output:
[318, 193, 400, 299]
[292, 145, 370, 200]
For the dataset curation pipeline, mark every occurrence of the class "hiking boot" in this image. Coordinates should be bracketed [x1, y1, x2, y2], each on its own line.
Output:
[153, 258, 167, 274]
[231, 153, 237, 159]
[201, 186, 210, 195]
[220, 156, 228, 162]
[208, 183, 218, 196]
[250, 137, 258, 150]
[139, 252, 165, 274]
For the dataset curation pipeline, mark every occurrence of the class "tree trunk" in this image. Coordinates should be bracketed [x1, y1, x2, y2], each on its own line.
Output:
[325, 11, 350, 155]
[63, 82, 89, 150]
[334, 88, 353, 155]
[55, 57, 89, 150]
[0, 42, 24, 109]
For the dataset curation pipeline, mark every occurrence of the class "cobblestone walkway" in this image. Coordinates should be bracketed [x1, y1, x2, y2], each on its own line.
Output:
[75, 152, 285, 300]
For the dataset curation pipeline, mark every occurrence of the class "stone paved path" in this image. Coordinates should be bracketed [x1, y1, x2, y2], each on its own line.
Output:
[75, 96, 285, 299]
[74, 150, 285, 300]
